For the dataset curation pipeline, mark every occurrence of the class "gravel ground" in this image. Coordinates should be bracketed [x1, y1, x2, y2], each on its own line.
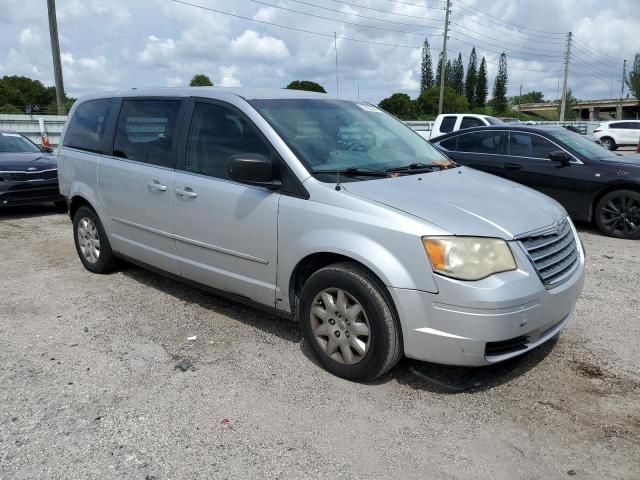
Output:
[0, 206, 639, 480]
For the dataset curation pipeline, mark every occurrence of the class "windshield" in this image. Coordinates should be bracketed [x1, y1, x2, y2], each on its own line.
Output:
[547, 129, 619, 160]
[249, 99, 452, 180]
[0, 132, 42, 153]
[486, 117, 504, 125]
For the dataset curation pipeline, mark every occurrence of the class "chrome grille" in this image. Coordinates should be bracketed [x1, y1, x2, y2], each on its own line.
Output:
[519, 219, 579, 288]
[0, 169, 57, 182]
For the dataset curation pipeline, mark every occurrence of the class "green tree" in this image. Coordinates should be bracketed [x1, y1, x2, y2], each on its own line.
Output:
[452, 53, 465, 96]
[378, 93, 416, 119]
[626, 53, 640, 100]
[0, 75, 73, 113]
[285, 80, 326, 93]
[416, 87, 469, 117]
[511, 91, 545, 105]
[445, 59, 453, 88]
[435, 52, 444, 88]
[420, 37, 435, 93]
[190, 74, 214, 86]
[465, 48, 478, 107]
[490, 53, 508, 114]
[476, 57, 488, 107]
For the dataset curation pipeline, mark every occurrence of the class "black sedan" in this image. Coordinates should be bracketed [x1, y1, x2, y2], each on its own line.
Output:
[0, 130, 65, 210]
[430, 125, 640, 239]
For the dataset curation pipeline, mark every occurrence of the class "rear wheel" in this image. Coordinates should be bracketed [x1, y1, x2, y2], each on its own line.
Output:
[299, 262, 402, 381]
[72, 206, 119, 273]
[599, 137, 617, 150]
[594, 190, 640, 239]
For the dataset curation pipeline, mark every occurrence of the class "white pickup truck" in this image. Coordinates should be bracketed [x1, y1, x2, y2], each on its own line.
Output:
[422, 114, 503, 139]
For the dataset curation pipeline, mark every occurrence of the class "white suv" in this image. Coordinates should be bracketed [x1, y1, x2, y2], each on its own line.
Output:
[593, 121, 640, 150]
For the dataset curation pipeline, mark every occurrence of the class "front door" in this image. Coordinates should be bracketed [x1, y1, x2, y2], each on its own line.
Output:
[172, 100, 280, 307]
[502, 131, 591, 218]
[97, 98, 184, 274]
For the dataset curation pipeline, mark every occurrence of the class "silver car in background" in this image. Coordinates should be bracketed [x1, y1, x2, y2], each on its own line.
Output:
[57, 87, 585, 381]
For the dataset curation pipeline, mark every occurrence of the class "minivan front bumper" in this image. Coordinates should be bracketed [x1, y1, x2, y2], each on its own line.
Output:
[389, 238, 586, 366]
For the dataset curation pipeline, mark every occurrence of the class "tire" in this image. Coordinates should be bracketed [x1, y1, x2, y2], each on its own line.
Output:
[299, 262, 402, 381]
[599, 137, 617, 151]
[594, 190, 640, 239]
[72, 206, 119, 273]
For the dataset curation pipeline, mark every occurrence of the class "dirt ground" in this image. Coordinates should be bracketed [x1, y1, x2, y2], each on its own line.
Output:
[0, 206, 639, 480]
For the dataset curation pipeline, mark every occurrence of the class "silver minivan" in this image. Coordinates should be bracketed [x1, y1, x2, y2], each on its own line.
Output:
[58, 88, 585, 380]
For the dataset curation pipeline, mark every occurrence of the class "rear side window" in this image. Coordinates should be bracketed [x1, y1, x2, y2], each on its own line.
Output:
[456, 131, 505, 154]
[63, 98, 116, 153]
[460, 116, 485, 129]
[609, 122, 624, 129]
[113, 100, 181, 168]
[438, 136, 457, 151]
[184, 102, 271, 179]
[439, 116, 457, 133]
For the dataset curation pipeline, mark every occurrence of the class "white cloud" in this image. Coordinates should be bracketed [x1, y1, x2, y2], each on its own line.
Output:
[230, 30, 289, 61]
[218, 65, 242, 87]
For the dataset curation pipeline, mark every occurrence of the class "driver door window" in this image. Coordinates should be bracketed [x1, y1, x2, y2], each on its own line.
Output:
[508, 132, 558, 159]
[184, 102, 271, 179]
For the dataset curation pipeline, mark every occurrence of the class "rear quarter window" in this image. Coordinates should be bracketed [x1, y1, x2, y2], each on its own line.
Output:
[440, 116, 457, 133]
[63, 98, 117, 153]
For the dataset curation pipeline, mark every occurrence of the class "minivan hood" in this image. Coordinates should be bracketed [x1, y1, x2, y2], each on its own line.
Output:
[342, 167, 566, 239]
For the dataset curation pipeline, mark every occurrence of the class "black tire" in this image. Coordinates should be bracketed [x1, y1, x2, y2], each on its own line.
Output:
[600, 137, 617, 151]
[299, 262, 402, 381]
[53, 199, 68, 213]
[72, 206, 119, 273]
[594, 190, 640, 239]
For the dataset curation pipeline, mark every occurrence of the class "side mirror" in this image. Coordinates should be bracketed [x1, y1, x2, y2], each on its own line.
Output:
[228, 154, 282, 190]
[42, 146, 54, 153]
[549, 150, 571, 167]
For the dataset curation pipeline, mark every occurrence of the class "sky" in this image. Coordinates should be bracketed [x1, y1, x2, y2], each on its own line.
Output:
[0, 0, 639, 105]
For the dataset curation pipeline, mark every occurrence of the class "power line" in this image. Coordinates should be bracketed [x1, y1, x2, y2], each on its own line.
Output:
[450, 21, 565, 50]
[453, 0, 566, 36]
[321, 0, 444, 23]
[449, 37, 565, 63]
[244, 0, 443, 36]
[450, 27, 565, 58]
[571, 39, 623, 67]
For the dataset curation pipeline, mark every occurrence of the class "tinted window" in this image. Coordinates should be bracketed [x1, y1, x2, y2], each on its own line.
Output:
[185, 102, 271, 179]
[63, 98, 116, 153]
[609, 122, 625, 129]
[113, 100, 181, 168]
[438, 137, 457, 151]
[509, 132, 558, 159]
[440, 116, 457, 133]
[548, 129, 618, 160]
[460, 116, 485, 129]
[456, 131, 504, 154]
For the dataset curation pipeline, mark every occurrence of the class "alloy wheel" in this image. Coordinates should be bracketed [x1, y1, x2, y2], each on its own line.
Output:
[310, 288, 371, 365]
[599, 193, 640, 237]
[77, 217, 101, 264]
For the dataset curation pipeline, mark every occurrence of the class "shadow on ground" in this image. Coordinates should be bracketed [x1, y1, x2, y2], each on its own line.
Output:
[0, 203, 64, 220]
[123, 264, 554, 393]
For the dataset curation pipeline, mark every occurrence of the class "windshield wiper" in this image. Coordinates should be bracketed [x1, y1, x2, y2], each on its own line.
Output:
[310, 167, 388, 177]
[386, 161, 455, 174]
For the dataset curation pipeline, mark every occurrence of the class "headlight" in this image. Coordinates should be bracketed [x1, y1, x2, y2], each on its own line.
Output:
[422, 236, 517, 281]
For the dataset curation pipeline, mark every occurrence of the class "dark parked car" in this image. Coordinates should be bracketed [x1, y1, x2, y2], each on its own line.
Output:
[431, 126, 640, 239]
[0, 130, 65, 210]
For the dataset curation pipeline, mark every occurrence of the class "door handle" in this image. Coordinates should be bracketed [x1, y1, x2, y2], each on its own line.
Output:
[175, 187, 198, 198]
[504, 163, 522, 170]
[147, 180, 167, 191]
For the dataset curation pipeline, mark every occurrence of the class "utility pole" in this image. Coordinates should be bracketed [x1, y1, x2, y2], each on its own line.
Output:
[438, 0, 451, 115]
[617, 59, 627, 119]
[517, 84, 522, 119]
[47, 0, 66, 115]
[559, 31, 572, 122]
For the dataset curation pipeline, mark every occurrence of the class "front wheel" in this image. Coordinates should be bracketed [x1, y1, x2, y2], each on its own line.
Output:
[72, 206, 119, 273]
[594, 190, 640, 239]
[299, 262, 402, 381]
[599, 137, 617, 150]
